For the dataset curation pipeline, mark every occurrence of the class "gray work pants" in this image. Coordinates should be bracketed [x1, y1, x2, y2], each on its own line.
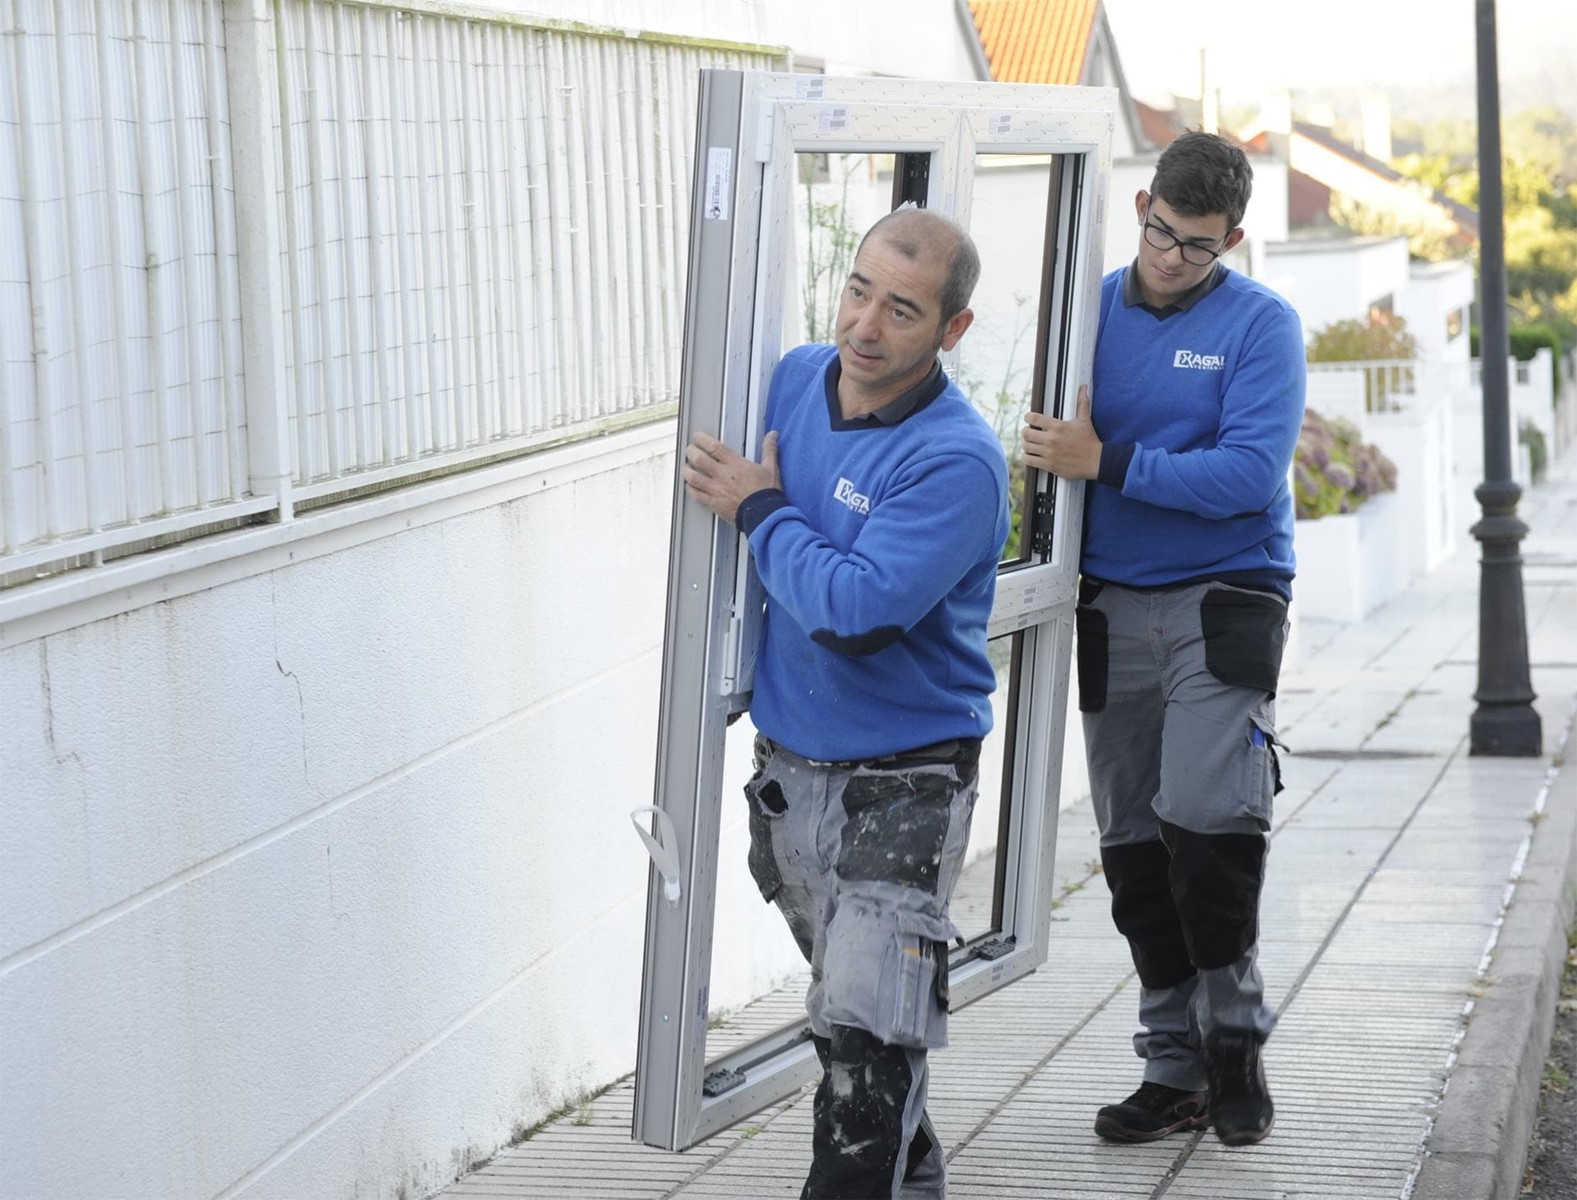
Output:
[1076, 578, 1286, 1091]
[744, 734, 977, 1199]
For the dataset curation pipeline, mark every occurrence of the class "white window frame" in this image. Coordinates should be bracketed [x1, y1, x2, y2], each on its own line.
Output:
[633, 69, 1115, 1152]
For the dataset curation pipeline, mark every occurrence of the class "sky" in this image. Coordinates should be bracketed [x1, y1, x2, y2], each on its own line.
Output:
[1101, 0, 1577, 115]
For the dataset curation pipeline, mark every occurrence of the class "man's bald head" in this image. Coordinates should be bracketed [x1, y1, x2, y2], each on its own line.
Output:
[856, 207, 981, 325]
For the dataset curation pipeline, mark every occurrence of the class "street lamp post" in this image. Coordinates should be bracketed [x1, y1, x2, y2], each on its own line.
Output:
[1469, 0, 1541, 756]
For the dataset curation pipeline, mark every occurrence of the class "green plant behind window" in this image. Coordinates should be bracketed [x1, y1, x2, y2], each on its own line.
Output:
[800, 157, 863, 344]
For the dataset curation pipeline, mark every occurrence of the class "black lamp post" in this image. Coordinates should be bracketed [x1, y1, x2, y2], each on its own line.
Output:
[1469, 0, 1541, 756]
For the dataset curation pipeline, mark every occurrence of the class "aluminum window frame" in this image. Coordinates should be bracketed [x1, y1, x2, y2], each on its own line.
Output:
[633, 69, 1114, 1152]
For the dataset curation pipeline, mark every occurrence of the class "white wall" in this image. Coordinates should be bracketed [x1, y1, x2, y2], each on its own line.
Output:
[1396, 260, 1475, 365]
[0, 436, 805, 1199]
[492, 0, 985, 80]
[1511, 347, 1558, 452]
[1261, 234, 1411, 338]
[1367, 385, 1458, 578]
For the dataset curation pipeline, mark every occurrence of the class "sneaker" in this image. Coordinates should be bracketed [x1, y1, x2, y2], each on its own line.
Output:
[1093, 1081, 1210, 1143]
[1204, 1029, 1275, 1145]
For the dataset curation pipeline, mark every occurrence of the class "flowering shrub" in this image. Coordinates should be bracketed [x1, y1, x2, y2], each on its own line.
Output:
[1293, 408, 1398, 519]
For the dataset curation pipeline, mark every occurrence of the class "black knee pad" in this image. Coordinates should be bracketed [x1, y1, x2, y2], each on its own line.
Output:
[1159, 819, 1266, 970]
[803, 1025, 913, 1199]
[1101, 840, 1194, 990]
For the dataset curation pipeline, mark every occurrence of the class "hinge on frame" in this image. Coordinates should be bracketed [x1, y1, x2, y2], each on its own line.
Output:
[975, 936, 1015, 961]
[702, 1067, 747, 1097]
[1029, 489, 1055, 558]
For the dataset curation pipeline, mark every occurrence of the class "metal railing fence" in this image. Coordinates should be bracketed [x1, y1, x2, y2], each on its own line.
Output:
[0, 0, 780, 584]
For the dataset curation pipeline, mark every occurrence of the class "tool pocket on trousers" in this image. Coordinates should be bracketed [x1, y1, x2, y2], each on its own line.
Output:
[837, 767, 954, 893]
[743, 744, 786, 902]
[1237, 716, 1283, 829]
[1201, 587, 1287, 695]
[878, 910, 955, 1049]
[1248, 715, 1284, 797]
[1075, 578, 1108, 714]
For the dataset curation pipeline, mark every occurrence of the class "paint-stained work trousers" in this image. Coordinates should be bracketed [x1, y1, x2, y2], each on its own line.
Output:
[744, 734, 978, 1199]
[1077, 577, 1287, 1091]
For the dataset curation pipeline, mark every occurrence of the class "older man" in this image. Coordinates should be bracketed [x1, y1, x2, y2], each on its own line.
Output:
[682, 206, 1008, 1199]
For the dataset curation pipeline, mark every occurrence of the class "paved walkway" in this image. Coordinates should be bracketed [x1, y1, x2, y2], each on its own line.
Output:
[436, 451, 1577, 1200]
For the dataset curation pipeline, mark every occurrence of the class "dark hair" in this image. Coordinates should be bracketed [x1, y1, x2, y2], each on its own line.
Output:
[1149, 131, 1254, 231]
[857, 206, 981, 324]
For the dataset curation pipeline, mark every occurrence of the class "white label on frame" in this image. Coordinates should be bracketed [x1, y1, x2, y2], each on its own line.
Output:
[818, 106, 850, 133]
[795, 76, 826, 100]
[704, 148, 733, 221]
[988, 113, 1014, 136]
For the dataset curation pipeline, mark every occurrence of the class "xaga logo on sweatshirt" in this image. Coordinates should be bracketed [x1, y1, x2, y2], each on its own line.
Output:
[1173, 349, 1226, 370]
[833, 476, 871, 515]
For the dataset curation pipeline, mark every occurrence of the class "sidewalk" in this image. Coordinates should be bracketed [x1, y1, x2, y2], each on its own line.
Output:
[436, 452, 1577, 1200]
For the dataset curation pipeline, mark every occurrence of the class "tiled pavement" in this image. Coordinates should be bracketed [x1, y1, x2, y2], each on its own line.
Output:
[435, 452, 1577, 1200]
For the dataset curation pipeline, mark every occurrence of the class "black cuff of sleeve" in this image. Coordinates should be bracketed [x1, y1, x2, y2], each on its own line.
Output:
[736, 488, 789, 536]
[1098, 442, 1136, 489]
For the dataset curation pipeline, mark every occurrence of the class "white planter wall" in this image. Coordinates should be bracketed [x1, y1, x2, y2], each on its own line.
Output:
[1367, 398, 1456, 579]
[1292, 492, 1405, 623]
[1511, 348, 1558, 458]
[0, 445, 809, 1200]
[1302, 365, 1458, 582]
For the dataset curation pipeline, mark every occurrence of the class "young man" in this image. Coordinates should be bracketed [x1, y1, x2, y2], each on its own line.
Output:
[682, 207, 1008, 1199]
[1021, 132, 1305, 1147]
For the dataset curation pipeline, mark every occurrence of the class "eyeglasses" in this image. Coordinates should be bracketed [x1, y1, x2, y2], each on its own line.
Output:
[1141, 215, 1228, 266]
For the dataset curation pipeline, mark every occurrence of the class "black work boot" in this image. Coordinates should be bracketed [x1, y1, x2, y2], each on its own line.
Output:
[1204, 1029, 1274, 1145]
[1094, 1081, 1210, 1143]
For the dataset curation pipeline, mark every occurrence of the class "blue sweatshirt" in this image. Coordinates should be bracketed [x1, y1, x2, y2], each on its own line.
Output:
[736, 344, 1009, 762]
[1086, 266, 1306, 597]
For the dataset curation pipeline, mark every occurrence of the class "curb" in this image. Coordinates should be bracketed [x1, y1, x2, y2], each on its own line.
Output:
[1412, 722, 1577, 1200]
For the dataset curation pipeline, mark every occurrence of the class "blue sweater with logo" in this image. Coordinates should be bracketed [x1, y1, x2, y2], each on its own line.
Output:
[1087, 266, 1306, 597]
[735, 344, 1009, 762]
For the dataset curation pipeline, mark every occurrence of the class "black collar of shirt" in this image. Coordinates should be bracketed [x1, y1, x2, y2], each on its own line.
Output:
[1121, 260, 1226, 317]
[823, 356, 947, 430]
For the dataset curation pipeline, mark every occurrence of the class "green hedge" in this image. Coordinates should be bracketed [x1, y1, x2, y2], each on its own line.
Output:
[1470, 322, 1562, 402]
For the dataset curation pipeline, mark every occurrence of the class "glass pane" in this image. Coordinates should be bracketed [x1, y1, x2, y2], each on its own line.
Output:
[703, 716, 812, 1059]
[700, 150, 1053, 1058]
[782, 152, 894, 354]
[949, 630, 1020, 944]
[704, 624, 1020, 1062]
[953, 154, 1063, 564]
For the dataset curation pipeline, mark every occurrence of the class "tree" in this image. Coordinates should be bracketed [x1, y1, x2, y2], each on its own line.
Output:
[1306, 315, 1420, 413]
[1306, 316, 1419, 362]
[1388, 108, 1577, 347]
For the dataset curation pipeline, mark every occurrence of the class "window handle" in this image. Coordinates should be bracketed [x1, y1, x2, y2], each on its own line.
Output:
[630, 806, 683, 905]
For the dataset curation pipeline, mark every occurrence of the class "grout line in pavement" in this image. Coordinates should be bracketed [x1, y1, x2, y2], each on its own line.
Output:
[1276, 736, 1468, 1017]
[961, 675, 1470, 1198]
[1147, 724, 1468, 1194]
[944, 974, 1135, 1164]
[1148, 1128, 1209, 1199]
[659, 1096, 804, 1200]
